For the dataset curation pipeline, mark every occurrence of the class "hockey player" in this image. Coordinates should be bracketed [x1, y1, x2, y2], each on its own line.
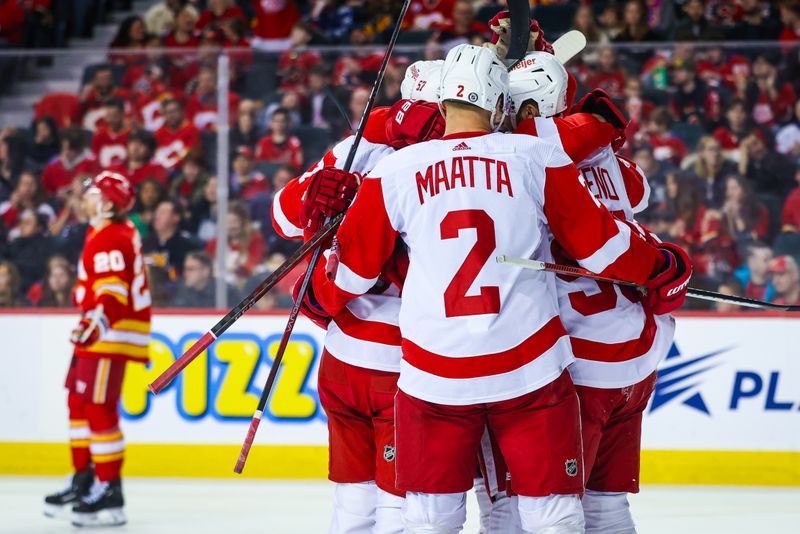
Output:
[302, 44, 691, 533]
[272, 77, 444, 533]
[44, 171, 151, 528]
[506, 52, 682, 534]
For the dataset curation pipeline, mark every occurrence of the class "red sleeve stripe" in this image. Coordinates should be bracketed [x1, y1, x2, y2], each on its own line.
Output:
[328, 249, 381, 295]
[401, 316, 567, 379]
[271, 187, 304, 239]
[570, 307, 657, 362]
[576, 219, 632, 274]
[333, 306, 402, 346]
[617, 156, 650, 214]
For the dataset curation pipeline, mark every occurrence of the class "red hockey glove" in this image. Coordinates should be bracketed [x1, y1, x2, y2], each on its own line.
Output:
[300, 167, 361, 233]
[487, 12, 554, 58]
[572, 89, 628, 130]
[292, 272, 331, 329]
[645, 243, 692, 315]
[70, 308, 109, 348]
[385, 99, 445, 149]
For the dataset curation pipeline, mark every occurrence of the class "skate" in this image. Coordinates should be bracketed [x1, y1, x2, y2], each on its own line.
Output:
[43, 467, 94, 519]
[71, 479, 127, 527]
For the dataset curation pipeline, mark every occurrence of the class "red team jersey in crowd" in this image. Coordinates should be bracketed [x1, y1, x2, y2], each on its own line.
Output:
[74, 220, 152, 363]
[42, 152, 100, 196]
[272, 107, 400, 372]
[80, 88, 131, 131]
[252, 0, 300, 39]
[92, 126, 131, 168]
[255, 135, 304, 171]
[154, 121, 201, 171]
[310, 132, 662, 405]
[185, 92, 241, 131]
[108, 161, 169, 188]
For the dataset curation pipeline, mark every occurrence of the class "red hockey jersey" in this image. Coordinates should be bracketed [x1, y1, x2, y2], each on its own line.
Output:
[74, 220, 152, 363]
[108, 161, 169, 188]
[154, 121, 201, 171]
[92, 126, 131, 168]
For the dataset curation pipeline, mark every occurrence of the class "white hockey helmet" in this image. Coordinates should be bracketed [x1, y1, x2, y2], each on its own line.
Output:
[401, 60, 443, 102]
[508, 51, 569, 121]
[438, 44, 510, 131]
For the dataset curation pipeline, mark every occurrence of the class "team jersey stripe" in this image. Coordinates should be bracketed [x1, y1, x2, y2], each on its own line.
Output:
[401, 316, 567, 380]
[272, 188, 304, 239]
[329, 250, 381, 295]
[103, 329, 150, 346]
[91, 451, 125, 463]
[333, 306, 402, 346]
[576, 219, 631, 275]
[96, 288, 129, 306]
[113, 319, 150, 334]
[82, 342, 149, 359]
[569, 307, 657, 362]
[93, 358, 110, 404]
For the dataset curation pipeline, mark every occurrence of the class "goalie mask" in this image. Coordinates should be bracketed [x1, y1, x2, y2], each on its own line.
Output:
[508, 51, 568, 123]
[401, 60, 443, 102]
[438, 44, 510, 131]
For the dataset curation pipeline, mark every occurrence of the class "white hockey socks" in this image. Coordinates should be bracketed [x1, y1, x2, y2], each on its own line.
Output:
[375, 488, 404, 534]
[582, 490, 636, 534]
[402, 491, 466, 534]
[329, 482, 377, 534]
[517, 494, 585, 534]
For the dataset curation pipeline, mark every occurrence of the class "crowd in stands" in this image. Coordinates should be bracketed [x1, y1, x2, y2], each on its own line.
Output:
[0, 0, 800, 311]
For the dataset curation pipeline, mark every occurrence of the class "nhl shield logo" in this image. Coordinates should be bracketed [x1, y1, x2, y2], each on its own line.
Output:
[565, 459, 578, 477]
[383, 445, 396, 462]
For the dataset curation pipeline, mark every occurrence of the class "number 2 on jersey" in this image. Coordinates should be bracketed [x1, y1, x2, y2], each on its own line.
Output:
[440, 210, 500, 317]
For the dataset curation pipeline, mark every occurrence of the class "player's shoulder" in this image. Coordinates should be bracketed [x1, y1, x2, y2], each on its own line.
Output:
[498, 132, 567, 167]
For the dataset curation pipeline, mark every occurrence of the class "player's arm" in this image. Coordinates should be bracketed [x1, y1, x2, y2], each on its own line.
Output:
[515, 114, 619, 163]
[303, 176, 399, 319]
[616, 155, 651, 214]
[71, 238, 133, 347]
[541, 146, 691, 313]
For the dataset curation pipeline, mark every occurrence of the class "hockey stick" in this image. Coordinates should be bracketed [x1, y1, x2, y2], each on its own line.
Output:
[496, 255, 800, 312]
[505, 0, 531, 68]
[232, 0, 413, 475]
[552, 30, 587, 65]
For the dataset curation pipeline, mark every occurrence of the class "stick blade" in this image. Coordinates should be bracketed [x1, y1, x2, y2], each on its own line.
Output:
[553, 30, 587, 65]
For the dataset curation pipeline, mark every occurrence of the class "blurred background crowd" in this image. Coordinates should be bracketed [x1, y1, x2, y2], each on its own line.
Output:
[0, 0, 799, 311]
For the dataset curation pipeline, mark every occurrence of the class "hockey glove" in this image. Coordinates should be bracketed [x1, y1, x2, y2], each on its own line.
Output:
[572, 89, 629, 130]
[70, 306, 109, 348]
[292, 272, 331, 329]
[385, 99, 445, 149]
[486, 12, 554, 59]
[644, 243, 692, 315]
[300, 167, 361, 233]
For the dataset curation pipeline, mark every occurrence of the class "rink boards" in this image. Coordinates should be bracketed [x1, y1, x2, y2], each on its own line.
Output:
[1, 310, 798, 485]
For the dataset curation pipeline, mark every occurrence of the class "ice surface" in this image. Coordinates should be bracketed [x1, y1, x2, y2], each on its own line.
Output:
[1, 477, 798, 533]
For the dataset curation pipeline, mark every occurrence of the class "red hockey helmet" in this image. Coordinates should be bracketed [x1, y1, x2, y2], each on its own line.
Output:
[89, 171, 135, 213]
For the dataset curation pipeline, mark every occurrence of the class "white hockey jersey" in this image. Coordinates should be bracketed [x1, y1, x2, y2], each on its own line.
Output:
[310, 131, 665, 405]
[271, 110, 402, 372]
[536, 119, 676, 388]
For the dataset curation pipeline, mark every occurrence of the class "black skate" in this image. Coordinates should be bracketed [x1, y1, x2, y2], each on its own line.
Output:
[71, 479, 127, 527]
[43, 467, 94, 519]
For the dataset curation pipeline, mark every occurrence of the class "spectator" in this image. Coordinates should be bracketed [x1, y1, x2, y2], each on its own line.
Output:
[154, 98, 201, 171]
[0, 170, 56, 239]
[188, 175, 218, 241]
[633, 144, 671, 205]
[780, 3, 800, 44]
[129, 178, 166, 237]
[669, 60, 724, 129]
[738, 131, 796, 198]
[572, 4, 610, 48]
[640, 107, 688, 166]
[622, 76, 653, 137]
[781, 166, 800, 232]
[109, 16, 149, 66]
[720, 175, 771, 252]
[696, 45, 751, 91]
[0, 132, 26, 200]
[597, 2, 625, 39]
[185, 66, 241, 131]
[170, 251, 239, 308]
[143, 199, 202, 277]
[205, 202, 266, 283]
[276, 22, 322, 90]
[163, 5, 200, 68]
[170, 156, 210, 205]
[79, 65, 130, 131]
[744, 54, 797, 128]
[734, 241, 775, 301]
[260, 164, 298, 256]
[28, 118, 60, 169]
[310, 0, 361, 43]
[769, 255, 800, 305]
[434, 0, 489, 45]
[776, 100, 800, 162]
[376, 63, 404, 107]
[0, 261, 21, 307]
[347, 86, 371, 137]
[110, 129, 169, 188]
[728, 0, 781, 40]
[147, 264, 171, 308]
[230, 100, 263, 152]
[143, 0, 184, 36]
[8, 210, 54, 292]
[672, 0, 725, 41]
[91, 97, 131, 168]
[614, 0, 661, 69]
[41, 127, 99, 199]
[48, 176, 89, 263]
[301, 65, 345, 131]
[714, 276, 745, 313]
[252, 0, 301, 47]
[713, 99, 753, 159]
[689, 136, 737, 208]
[35, 255, 75, 308]
[583, 47, 627, 100]
[255, 108, 303, 171]
[196, 0, 245, 33]
[231, 147, 270, 200]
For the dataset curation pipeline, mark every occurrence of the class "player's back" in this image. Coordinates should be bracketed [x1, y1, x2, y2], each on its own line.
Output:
[375, 132, 574, 405]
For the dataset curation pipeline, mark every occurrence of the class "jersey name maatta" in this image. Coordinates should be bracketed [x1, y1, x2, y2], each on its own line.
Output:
[416, 156, 513, 204]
